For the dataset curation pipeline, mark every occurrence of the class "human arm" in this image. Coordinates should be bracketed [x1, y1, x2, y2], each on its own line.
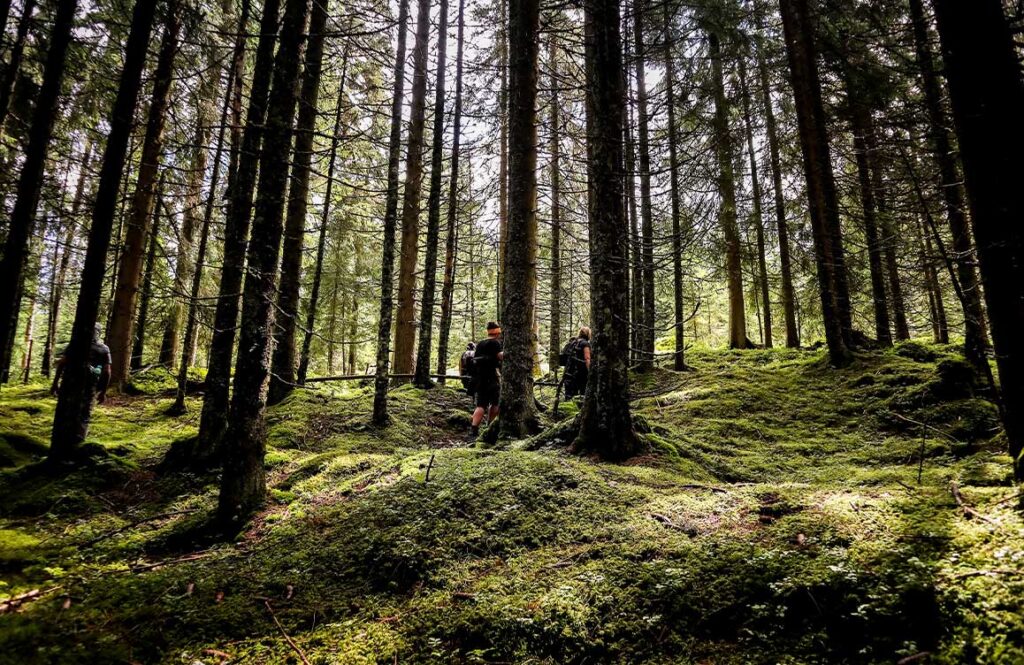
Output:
[51, 356, 66, 396]
[583, 345, 591, 369]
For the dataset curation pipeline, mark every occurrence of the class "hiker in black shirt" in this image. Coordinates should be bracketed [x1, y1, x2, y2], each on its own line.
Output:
[471, 322, 503, 436]
[563, 326, 592, 399]
[460, 342, 476, 396]
[51, 324, 113, 443]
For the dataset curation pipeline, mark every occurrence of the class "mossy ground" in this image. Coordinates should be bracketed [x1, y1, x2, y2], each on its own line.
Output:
[1, 345, 1022, 664]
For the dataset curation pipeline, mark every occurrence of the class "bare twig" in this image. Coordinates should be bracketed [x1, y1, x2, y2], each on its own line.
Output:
[264, 600, 310, 665]
[425, 453, 436, 482]
[950, 480, 1000, 527]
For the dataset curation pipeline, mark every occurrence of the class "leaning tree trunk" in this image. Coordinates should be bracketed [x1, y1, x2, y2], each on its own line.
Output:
[413, 0, 450, 387]
[50, 0, 159, 462]
[778, 0, 852, 366]
[848, 96, 892, 346]
[0, 0, 78, 380]
[436, 0, 467, 381]
[663, 1, 686, 366]
[131, 191, 164, 371]
[632, 0, 656, 370]
[218, 0, 310, 531]
[298, 41, 350, 386]
[545, 30, 562, 370]
[197, 0, 281, 458]
[932, 0, 1024, 481]
[371, 0, 411, 425]
[106, 5, 181, 390]
[574, 0, 639, 460]
[391, 0, 431, 378]
[498, 0, 540, 437]
[0, 0, 36, 132]
[739, 59, 772, 349]
[268, 0, 329, 404]
[909, 0, 990, 368]
[916, 212, 948, 344]
[756, 30, 799, 347]
[709, 31, 747, 350]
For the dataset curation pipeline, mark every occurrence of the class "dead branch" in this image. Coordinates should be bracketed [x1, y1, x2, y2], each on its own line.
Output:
[264, 599, 310, 665]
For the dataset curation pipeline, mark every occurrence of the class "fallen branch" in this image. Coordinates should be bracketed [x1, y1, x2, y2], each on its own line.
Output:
[950, 480, 1000, 527]
[897, 652, 932, 665]
[84, 509, 198, 547]
[129, 552, 211, 574]
[0, 586, 62, 614]
[264, 599, 310, 665]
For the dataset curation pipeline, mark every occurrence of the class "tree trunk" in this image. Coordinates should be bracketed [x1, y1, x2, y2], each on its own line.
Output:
[0, 0, 35, 131]
[546, 31, 562, 370]
[391, 0, 431, 378]
[268, 0, 329, 404]
[131, 190, 163, 371]
[197, 0, 280, 458]
[909, 0, 990, 365]
[739, 59, 771, 349]
[50, 0, 159, 462]
[663, 1, 686, 365]
[497, 0, 508, 313]
[371, 0, 411, 425]
[777, 0, 852, 365]
[623, 50, 643, 365]
[916, 213, 948, 344]
[633, 0, 656, 369]
[497, 0, 540, 437]
[169, 0, 250, 415]
[872, 149, 910, 343]
[413, 0, 450, 387]
[298, 41, 350, 386]
[0, 0, 77, 381]
[574, 0, 638, 460]
[106, 4, 181, 390]
[848, 98, 892, 346]
[932, 0, 1024, 480]
[436, 0, 466, 381]
[44, 141, 93, 377]
[756, 32, 798, 347]
[709, 31, 747, 350]
[218, 0, 310, 530]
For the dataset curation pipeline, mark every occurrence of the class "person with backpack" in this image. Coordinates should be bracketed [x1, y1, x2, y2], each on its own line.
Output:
[459, 342, 476, 396]
[471, 322, 503, 436]
[562, 326, 592, 399]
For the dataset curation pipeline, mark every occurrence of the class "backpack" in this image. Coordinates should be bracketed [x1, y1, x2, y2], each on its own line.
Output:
[559, 338, 580, 369]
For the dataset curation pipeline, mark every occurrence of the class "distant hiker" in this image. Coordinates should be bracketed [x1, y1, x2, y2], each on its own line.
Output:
[51, 324, 112, 440]
[460, 342, 477, 396]
[471, 322, 503, 436]
[561, 326, 592, 399]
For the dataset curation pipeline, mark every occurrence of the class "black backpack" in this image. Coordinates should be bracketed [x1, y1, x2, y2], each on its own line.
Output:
[559, 338, 580, 368]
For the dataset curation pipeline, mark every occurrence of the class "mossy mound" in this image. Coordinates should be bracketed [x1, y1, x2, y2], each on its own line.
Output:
[1, 345, 1022, 663]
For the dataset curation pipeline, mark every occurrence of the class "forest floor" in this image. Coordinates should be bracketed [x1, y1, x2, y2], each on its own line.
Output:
[0, 343, 1022, 664]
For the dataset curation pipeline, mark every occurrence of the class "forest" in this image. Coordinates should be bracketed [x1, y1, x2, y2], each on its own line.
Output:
[0, 0, 1023, 661]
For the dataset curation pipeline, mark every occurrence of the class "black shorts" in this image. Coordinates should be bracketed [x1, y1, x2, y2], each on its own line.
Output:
[476, 380, 500, 408]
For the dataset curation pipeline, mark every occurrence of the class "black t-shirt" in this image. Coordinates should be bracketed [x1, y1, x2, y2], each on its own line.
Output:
[473, 337, 503, 381]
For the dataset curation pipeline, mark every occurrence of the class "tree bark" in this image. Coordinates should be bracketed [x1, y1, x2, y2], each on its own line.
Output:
[0, 0, 77, 379]
[633, 0, 656, 369]
[778, 0, 852, 365]
[391, 0, 431, 378]
[0, 0, 35, 132]
[267, 0, 329, 404]
[498, 0, 540, 437]
[436, 0, 466, 381]
[197, 0, 281, 457]
[131, 189, 163, 371]
[574, 0, 639, 460]
[106, 4, 181, 389]
[871, 141, 910, 342]
[909, 0, 990, 364]
[755, 32, 798, 347]
[413, 0, 450, 387]
[848, 97, 892, 346]
[372, 0, 411, 425]
[708, 31, 747, 350]
[932, 0, 1024, 480]
[218, 0, 310, 530]
[497, 0, 509, 313]
[623, 48, 643, 364]
[663, 1, 686, 365]
[298, 41, 350, 386]
[50, 0, 159, 462]
[545, 30, 562, 370]
[739, 59, 771, 349]
[916, 212, 948, 344]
